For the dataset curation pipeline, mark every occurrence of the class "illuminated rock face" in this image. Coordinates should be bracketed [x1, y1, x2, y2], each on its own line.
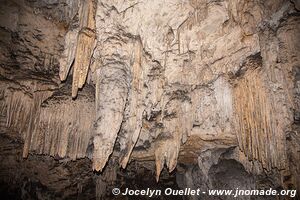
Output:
[0, 0, 299, 198]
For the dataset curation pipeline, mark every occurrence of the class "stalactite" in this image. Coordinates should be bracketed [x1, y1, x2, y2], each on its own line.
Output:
[213, 77, 233, 131]
[0, 89, 52, 157]
[155, 97, 192, 181]
[0, 86, 95, 160]
[59, 0, 97, 98]
[234, 69, 286, 170]
[155, 118, 182, 182]
[71, 0, 97, 98]
[1, 91, 32, 133]
[59, 30, 79, 81]
[71, 27, 96, 97]
[59, 0, 82, 81]
[93, 61, 129, 171]
[119, 40, 145, 168]
[27, 92, 95, 159]
[22, 92, 53, 158]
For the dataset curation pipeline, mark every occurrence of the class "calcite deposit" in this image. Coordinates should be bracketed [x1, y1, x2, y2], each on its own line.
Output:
[0, 0, 299, 199]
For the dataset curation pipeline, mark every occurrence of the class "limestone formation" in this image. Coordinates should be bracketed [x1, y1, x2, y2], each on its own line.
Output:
[0, 0, 299, 198]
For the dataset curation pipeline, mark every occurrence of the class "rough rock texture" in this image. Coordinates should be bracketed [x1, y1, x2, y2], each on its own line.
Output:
[0, 0, 299, 199]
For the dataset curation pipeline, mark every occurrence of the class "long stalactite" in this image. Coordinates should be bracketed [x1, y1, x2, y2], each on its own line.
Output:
[234, 68, 287, 170]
